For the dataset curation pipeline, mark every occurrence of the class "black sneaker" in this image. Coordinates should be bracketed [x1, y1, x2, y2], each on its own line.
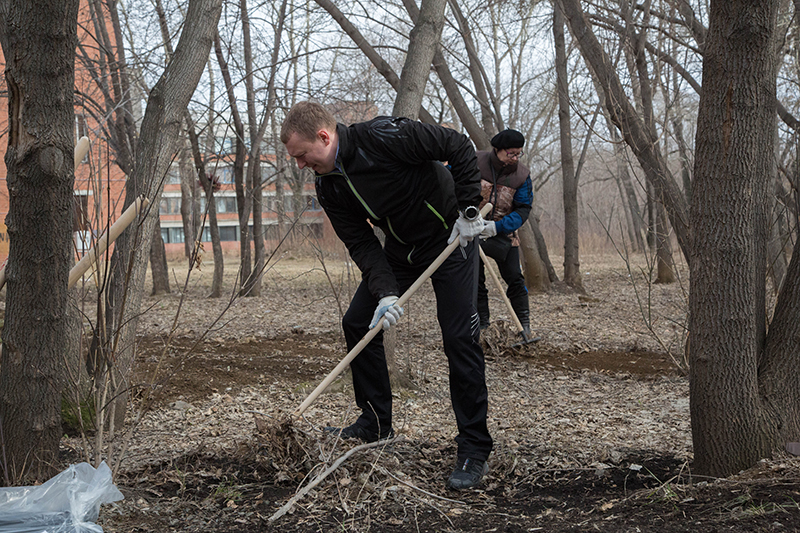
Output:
[323, 423, 394, 443]
[447, 457, 489, 490]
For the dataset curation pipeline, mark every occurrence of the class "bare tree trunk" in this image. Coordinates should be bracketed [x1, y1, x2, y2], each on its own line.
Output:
[240, 0, 261, 297]
[558, 0, 689, 258]
[767, 122, 788, 294]
[383, 0, 447, 387]
[518, 221, 549, 293]
[179, 139, 197, 259]
[767, 180, 789, 294]
[612, 154, 642, 253]
[392, 0, 446, 119]
[447, 0, 497, 134]
[670, 61, 693, 204]
[689, 0, 787, 477]
[618, 146, 646, 252]
[240, 0, 287, 296]
[185, 113, 224, 298]
[0, 0, 79, 482]
[530, 214, 558, 283]
[588, 53, 646, 253]
[149, 218, 171, 295]
[313, 0, 437, 125]
[400, 0, 489, 148]
[249, 163, 265, 296]
[554, 2, 583, 291]
[655, 202, 675, 283]
[646, 181, 656, 250]
[628, 0, 676, 279]
[105, 0, 222, 431]
[213, 33, 251, 295]
[276, 166, 287, 240]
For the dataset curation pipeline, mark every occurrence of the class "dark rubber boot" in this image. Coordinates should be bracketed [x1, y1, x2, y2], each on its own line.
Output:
[508, 291, 530, 335]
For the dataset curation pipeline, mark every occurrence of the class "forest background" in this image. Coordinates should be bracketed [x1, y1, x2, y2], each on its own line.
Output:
[0, 1, 799, 529]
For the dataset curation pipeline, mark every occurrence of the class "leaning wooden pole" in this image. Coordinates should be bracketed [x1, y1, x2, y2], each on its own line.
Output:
[68, 196, 149, 288]
[0, 196, 149, 291]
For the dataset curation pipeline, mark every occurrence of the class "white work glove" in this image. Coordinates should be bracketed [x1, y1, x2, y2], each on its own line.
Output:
[370, 295, 404, 330]
[480, 220, 497, 239]
[447, 207, 485, 248]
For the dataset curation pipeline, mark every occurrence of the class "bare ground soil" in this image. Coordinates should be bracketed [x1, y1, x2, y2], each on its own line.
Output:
[62, 251, 800, 532]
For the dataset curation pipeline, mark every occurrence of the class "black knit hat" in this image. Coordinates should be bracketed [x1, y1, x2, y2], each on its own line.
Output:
[490, 129, 525, 150]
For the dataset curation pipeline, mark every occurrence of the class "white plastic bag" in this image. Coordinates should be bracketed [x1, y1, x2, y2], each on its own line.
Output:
[0, 461, 124, 533]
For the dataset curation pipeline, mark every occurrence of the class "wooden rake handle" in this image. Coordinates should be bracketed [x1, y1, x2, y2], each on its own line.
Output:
[293, 203, 493, 418]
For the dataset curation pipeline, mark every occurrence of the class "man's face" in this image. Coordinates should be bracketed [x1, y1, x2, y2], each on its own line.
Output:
[284, 129, 336, 174]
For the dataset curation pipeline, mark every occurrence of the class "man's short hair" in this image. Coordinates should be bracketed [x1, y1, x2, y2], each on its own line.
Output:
[280, 101, 336, 144]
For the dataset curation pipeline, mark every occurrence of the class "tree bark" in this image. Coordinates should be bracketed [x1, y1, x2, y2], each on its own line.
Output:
[654, 202, 675, 283]
[392, 0, 446, 120]
[399, 0, 489, 148]
[0, 0, 80, 482]
[213, 33, 251, 295]
[554, 2, 582, 291]
[149, 218, 171, 295]
[178, 139, 197, 260]
[185, 113, 224, 298]
[518, 220, 549, 293]
[105, 0, 222, 433]
[689, 0, 784, 477]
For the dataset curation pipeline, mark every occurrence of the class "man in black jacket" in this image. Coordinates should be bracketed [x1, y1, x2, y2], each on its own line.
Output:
[281, 101, 493, 490]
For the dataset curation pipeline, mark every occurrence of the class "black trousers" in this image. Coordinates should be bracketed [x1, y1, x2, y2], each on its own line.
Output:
[341, 240, 493, 461]
[477, 243, 530, 330]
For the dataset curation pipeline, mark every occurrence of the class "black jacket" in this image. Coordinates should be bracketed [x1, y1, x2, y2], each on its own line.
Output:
[315, 117, 482, 299]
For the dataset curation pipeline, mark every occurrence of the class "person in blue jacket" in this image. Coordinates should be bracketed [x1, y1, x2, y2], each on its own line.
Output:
[476, 129, 534, 339]
[280, 101, 493, 490]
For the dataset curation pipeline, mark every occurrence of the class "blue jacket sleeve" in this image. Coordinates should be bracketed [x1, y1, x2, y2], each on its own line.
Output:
[495, 176, 533, 235]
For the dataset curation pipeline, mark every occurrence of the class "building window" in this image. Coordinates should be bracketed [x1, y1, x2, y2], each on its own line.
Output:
[220, 226, 237, 241]
[218, 166, 234, 183]
[161, 227, 185, 244]
[305, 195, 322, 211]
[165, 166, 181, 185]
[159, 197, 181, 215]
[216, 197, 237, 214]
[74, 194, 88, 231]
[75, 113, 87, 140]
[200, 226, 239, 242]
